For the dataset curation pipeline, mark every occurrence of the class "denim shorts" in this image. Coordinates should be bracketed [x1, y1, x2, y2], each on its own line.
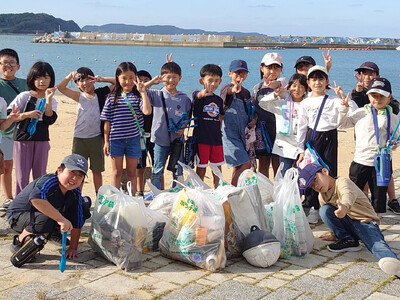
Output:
[110, 136, 141, 158]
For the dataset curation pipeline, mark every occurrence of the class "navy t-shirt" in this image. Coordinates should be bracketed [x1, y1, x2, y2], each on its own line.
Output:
[192, 91, 225, 145]
[7, 174, 85, 229]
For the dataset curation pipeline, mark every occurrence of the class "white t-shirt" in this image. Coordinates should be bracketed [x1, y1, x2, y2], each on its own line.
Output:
[74, 92, 101, 138]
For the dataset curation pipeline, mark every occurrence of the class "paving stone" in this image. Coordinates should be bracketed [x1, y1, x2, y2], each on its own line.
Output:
[137, 274, 160, 285]
[53, 276, 91, 291]
[149, 255, 173, 266]
[201, 281, 269, 300]
[224, 260, 279, 279]
[314, 248, 338, 258]
[272, 272, 295, 281]
[132, 289, 154, 300]
[256, 277, 288, 290]
[232, 275, 258, 284]
[388, 240, 400, 250]
[365, 292, 400, 300]
[145, 280, 180, 295]
[379, 279, 400, 297]
[342, 248, 376, 261]
[281, 264, 310, 277]
[58, 286, 96, 299]
[324, 255, 354, 270]
[332, 282, 376, 300]
[284, 253, 328, 269]
[335, 264, 390, 284]
[159, 284, 207, 300]
[196, 278, 220, 287]
[84, 273, 143, 295]
[287, 274, 347, 298]
[1, 281, 64, 300]
[203, 272, 236, 283]
[259, 287, 303, 300]
[309, 266, 338, 278]
[150, 263, 207, 285]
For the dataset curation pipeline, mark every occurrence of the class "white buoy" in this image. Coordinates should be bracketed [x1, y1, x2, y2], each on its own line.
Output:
[57, 56, 60, 59]
[113, 59, 117, 62]
[148, 61, 151, 64]
[78, 57, 80, 60]
[94, 58, 98, 61]
[191, 64, 194, 67]
[32, 54, 34, 57]
[132, 61, 135, 64]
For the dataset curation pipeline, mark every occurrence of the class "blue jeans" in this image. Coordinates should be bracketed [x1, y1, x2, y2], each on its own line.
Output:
[151, 143, 183, 190]
[320, 204, 397, 260]
[279, 156, 296, 176]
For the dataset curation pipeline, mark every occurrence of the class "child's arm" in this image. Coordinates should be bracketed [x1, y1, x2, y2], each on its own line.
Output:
[144, 75, 164, 89]
[334, 200, 349, 219]
[258, 91, 282, 114]
[94, 75, 116, 91]
[44, 87, 57, 117]
[30, 198, 73, 232]
[0, 105, 20, 131]
[65, 228, 81, 259]
[57, 72, 80, 102]
[136, 79, 152, 115]
[103, 121, 111, 156]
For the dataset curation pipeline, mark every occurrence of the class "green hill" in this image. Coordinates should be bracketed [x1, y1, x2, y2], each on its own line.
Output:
[0, 13, 81, 34]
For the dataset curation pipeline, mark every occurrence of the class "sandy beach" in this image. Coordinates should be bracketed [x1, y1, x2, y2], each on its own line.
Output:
[2, 92, 400, 201]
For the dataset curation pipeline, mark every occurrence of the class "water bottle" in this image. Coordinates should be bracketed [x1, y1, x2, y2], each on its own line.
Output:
[10, 235, 47, 268]
[110, 229, 121, 247]
[375, 147, 391, 186]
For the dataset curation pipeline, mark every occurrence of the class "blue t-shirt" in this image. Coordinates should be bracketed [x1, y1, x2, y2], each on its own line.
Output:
[147, 87, 192, 147]
[192, 91, 224, 145]
[100, 91, 144, 140]
[6, 174, 85, 229]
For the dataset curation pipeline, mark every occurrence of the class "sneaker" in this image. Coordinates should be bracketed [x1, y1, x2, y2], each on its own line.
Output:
[388, 199, 400, 215]
[49, 230, 70, 246]
[327, 239, 362, 253]
[307, 207, 320, 224]
[0, 199, 13, 212]
[378, 257, 400, 277]
[10, 235, 36, 263]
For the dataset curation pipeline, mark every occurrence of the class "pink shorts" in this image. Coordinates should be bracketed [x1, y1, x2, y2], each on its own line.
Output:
[196, 144, 224, 168]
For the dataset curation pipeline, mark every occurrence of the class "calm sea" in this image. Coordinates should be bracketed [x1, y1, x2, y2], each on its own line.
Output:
[1, 34, 400, 96]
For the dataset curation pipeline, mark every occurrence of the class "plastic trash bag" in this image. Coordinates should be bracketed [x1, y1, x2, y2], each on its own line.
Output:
[159, 188, 226, 271]
[88, 185, 148, 271]
[272, 167, 314, 258]
[237, 169, 274, 205]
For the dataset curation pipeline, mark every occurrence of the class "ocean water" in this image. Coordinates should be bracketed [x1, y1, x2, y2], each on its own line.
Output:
[1, 34, 400, 96]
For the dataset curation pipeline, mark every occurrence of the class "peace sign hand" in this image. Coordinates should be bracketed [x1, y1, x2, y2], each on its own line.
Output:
[135, 78, 146, 93]
[354, 73, 365, 92]
[322, 50, 332, 72]
[329, 80, 346, 100]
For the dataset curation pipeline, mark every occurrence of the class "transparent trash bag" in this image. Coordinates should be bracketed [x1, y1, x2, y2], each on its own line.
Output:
[159, 188, 226, 271]
[88, 184, 147, 271]
[271, 167, 314, 258]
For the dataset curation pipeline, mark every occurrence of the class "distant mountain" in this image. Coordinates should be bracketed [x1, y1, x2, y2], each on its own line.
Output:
[0, 13, 81, 34]
[82, 23, 263, 36]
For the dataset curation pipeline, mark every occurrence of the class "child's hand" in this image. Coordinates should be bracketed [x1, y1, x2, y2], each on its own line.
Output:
[341, 92, 350, 107]
[197, 88, 213, 99]
[103, 142, 110, 156]
[175, 129, 184, 135]
[28, 110, 42, 119]
[296, 153, 305, 166]
[45, 86, 57, 100]
[231, 78, 244, 94]
[334, 200, 348, 218]
[135, 78, 146, 93]
[166, 53, 173, 63]
[70, 71, 78, 81]
[92, 75, 103, 83]
[354, 73, 365, 92]
[267, 80, 281, 90]
[8, 105, 20, 120]
[329, 81, 346, 100]
[322, 50, 332, 72]
[57, 217, 73, 232]
[65, 247, 79, 260]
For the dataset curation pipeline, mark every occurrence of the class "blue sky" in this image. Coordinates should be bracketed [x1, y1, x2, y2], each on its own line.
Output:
[4, 0, 400, 38]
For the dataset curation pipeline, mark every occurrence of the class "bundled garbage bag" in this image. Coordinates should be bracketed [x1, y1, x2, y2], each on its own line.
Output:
[237, 169, 273, 205]
[88, 185, 147, 271]
[210, 166, 270, 258]
[272, 167, 314, 258]
[159, 188, 226, 271]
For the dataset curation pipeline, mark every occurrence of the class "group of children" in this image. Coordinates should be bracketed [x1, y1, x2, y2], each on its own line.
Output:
[0, 47, 400, 277]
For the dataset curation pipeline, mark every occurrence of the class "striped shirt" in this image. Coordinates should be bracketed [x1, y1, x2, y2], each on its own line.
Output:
[100, 92, 144, 140]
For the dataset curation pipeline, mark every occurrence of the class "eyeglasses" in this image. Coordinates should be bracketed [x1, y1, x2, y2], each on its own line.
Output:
[0, 61, 18, 67]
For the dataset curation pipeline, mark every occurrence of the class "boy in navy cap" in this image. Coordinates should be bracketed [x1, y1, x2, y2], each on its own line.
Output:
[298, 163, 400, 278]
[339, 78, 400, 215]
[7, 154, 90, 263]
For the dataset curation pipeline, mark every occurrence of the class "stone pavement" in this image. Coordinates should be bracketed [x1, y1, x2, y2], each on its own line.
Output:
[0, 212, 399, 300]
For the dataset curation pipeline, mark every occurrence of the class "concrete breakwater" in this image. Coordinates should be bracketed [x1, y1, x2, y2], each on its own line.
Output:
[32, 32, 400, 50]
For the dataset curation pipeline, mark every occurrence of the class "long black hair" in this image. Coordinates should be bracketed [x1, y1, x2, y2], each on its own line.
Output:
[113, 62, 138, 104]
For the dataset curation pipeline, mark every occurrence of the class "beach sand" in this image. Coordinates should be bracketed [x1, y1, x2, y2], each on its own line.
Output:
[1, 92, 400, 201]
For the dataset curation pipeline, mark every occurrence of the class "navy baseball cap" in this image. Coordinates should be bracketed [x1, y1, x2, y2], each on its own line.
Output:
[62, 154, 88, 175]
[367, 78, 392, 98]
[355, 61, 379, 75]
[295, 56, 316, 68]
[298, 163, 323, 193]
[229, 60, 249, 72]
